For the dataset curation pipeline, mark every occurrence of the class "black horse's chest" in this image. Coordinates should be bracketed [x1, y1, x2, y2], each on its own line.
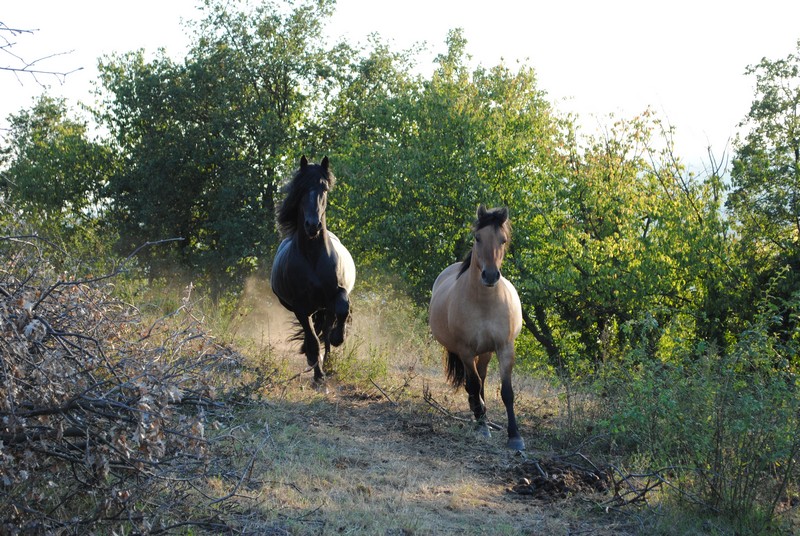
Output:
[275, 237, 338, 304]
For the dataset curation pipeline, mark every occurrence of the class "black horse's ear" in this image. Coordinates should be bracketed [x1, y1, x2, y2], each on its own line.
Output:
[300, 155, 309, 168]
[321, 156, 329, 171]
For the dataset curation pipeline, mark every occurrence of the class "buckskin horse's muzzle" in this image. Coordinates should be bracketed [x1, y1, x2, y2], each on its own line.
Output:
[481, 268, 501, 287]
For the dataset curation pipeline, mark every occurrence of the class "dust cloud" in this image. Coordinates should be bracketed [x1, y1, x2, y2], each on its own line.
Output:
[235, 275, 296, 354]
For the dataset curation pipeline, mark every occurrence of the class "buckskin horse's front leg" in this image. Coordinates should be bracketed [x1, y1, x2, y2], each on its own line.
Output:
[498, 345, 524, 450]
[464, 359, 490, 439]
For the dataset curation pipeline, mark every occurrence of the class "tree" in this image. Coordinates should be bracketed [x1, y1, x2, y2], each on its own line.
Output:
[95, 0, 353, 290]
[0, 95, 115, 231]
[726, 39, 800, 354]
[329, 30, 562, 302]
[728, 40, 800, 257]
[502, 110, 732, 373]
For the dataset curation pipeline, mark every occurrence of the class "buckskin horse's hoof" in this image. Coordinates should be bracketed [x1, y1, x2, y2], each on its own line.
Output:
[506, 436, 525, 451]
[476, 423, 491, 439]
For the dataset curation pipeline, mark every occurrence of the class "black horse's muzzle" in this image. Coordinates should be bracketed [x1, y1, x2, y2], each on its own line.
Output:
[304, 219, 322, 239]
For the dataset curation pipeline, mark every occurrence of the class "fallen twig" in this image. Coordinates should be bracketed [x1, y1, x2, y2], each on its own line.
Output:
[422, 382, 502, 431]
[370, 379, 397, 406]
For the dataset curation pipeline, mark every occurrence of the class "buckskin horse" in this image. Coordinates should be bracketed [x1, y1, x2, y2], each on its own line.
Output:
[429, 205, 525, 450]
[270, 156, 356, 383]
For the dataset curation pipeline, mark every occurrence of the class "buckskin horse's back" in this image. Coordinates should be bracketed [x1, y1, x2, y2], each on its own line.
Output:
[428, 262, 461, 349]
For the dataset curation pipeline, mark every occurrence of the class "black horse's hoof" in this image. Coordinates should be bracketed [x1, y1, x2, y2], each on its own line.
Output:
[311, 375, 329, 393]
[507, 436, 525, 451]
[330, 323, 346, 347]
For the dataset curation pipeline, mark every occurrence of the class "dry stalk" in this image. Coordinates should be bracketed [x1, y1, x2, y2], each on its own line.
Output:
[0, 234, 266, 534]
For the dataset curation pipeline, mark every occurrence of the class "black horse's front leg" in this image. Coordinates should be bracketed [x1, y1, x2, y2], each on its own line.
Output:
[296, 312, 324, 382]
[329, 287, 350, 347]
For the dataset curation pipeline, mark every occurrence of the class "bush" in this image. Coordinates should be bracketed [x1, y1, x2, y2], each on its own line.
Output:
[0, 222, 266, 533]
[597, 294, 800, 532]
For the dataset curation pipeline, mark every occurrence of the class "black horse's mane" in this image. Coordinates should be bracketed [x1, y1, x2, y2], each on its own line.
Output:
[276, 157, 335, 238]
[457, 206, 511, 279]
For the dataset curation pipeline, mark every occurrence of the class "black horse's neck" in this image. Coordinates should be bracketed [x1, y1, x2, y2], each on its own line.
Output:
[296, 225, 331, 258]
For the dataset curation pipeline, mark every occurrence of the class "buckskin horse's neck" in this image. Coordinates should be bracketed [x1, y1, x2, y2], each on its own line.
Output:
[465, 249, 496, 300]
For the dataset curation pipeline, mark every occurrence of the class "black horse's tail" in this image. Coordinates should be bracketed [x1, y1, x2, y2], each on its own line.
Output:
[290, 320, 306, 353]
[291, 312, 322, 358]
[444, 351, 466, 388]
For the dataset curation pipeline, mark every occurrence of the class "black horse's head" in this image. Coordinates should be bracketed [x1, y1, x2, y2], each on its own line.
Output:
[277, 156, 336, 239]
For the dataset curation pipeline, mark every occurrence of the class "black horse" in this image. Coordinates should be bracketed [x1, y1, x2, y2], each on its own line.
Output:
[270, 156, 356, 383]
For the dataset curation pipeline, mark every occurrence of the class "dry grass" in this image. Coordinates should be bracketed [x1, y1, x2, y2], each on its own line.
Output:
[217, 278, 642, 535]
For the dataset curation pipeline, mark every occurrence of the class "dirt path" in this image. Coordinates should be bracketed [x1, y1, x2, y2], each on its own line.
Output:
[231, 284, 640, 534]
[240, 357, 638, 535]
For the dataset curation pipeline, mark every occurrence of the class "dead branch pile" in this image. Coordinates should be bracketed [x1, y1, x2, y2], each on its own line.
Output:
[508, 455, 611, 501]
[508, 452, 691, 512]
[0, 236, 264, 534]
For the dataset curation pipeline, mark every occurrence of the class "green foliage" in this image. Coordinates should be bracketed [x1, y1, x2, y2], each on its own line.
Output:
[0, 95, 117, 232]
[729, 39, 800, 256]
[329, 29, 561, 303]
[597, 282, 800, 531]
[94, 0, 353, 292]
[507, 111, 730, 373]
[727, 39, 800, 348]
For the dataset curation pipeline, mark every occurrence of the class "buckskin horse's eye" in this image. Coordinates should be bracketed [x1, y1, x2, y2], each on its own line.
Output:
[474, 235, 481, 243]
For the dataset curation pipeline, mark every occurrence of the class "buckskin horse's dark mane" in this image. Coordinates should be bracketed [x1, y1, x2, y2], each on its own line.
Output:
[276, 159, 336, 238]
[457, 206, 511, 279]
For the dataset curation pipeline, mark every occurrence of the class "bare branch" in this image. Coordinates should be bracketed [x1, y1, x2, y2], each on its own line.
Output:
[0, 231, 264, 533]
[0, 22, 83, 86]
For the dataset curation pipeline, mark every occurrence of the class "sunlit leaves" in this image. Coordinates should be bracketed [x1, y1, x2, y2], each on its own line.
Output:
[726, 39, 800, 347]
[0, 96, 115, 227]
[330, 29, 559, 300]
[95, 0, 351, 290]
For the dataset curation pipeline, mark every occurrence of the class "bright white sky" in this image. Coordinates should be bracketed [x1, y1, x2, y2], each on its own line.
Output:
[2, 1, 800, 171]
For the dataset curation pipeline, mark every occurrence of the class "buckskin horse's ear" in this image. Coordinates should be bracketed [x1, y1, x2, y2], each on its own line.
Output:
[321, 156, 329, 171]
[498, 206, 509, 222]
[300, 155, 309, 168]
[477, 204, 487, 219]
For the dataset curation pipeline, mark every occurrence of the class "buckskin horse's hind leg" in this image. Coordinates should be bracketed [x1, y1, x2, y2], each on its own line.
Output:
[464, 360, 490, 438]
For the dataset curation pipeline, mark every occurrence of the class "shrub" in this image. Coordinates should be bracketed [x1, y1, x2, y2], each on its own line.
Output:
[597, 292, 800, 532]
